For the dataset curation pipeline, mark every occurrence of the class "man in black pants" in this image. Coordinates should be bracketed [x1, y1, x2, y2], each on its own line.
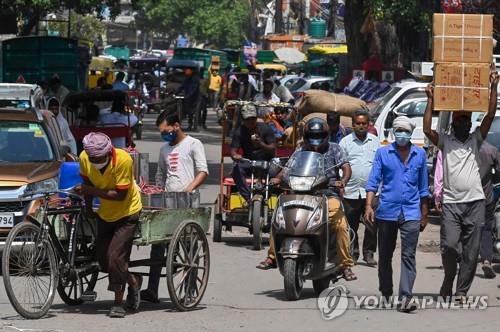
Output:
[339, 110, 380, 265]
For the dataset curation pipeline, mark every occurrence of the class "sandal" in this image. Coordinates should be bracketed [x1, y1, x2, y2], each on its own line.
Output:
[109, 305, 126, 318]
[256, 257, 277, 270]
[343, 267, 357, 281]
[126, 274, 143, 311]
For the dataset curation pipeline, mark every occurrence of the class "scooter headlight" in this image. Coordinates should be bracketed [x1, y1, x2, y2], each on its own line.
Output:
[274, 206, 285, 229]
[289, 176, 315, 191]
[494, 240, 500, 254]
[306, 207, 322, 231]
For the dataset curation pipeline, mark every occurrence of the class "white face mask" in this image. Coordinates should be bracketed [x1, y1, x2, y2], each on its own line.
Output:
[91, 157, 109, 170]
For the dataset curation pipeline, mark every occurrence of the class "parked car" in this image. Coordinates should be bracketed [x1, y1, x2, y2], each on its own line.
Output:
[289, 76, 336, 99]
[0, 84, 72, 250]
[279, 75, 300, 89]
[375, 97, 439, 147]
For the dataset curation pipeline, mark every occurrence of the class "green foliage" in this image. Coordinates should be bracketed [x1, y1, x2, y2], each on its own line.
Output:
[48, 13, 106, 41]
[367, 0, 432, 31]
[135, 0, 251, 48]
[0, 0, 122, 17]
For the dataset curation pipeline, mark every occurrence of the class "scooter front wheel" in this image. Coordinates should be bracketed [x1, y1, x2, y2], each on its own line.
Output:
[283, 258, 303, 301]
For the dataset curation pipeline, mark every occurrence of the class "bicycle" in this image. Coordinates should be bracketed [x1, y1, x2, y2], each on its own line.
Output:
[1, 188, 98, 319]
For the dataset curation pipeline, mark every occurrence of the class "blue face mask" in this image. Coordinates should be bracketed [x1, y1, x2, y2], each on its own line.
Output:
[161, 131, 177, 142]
[394, 131, 412, 147]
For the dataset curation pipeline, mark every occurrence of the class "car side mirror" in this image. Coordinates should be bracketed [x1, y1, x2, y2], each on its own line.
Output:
[384, 111, 397, 138]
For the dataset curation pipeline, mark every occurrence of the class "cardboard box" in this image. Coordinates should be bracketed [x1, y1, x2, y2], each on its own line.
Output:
[434, 62, 490, 112]
[433, 14, 493, 63]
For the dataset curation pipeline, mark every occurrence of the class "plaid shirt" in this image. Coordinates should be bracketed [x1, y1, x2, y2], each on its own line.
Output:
[296, 142, 348, 196]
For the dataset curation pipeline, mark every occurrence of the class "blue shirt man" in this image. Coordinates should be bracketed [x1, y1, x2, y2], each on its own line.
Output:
[112, 72, 129, 91]
[364, 115, 429, 312]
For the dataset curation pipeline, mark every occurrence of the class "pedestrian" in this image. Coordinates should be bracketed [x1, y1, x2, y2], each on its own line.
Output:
[209, 69, 222, 110]
[423, 71, 499, 301]
[365, 115, 429, 312]
[47, 97, 77, 155]
[339, 109, 380, 266]
[176, 68, 201, 131]
[77, 132, 143, 318]
[327, 111, 352, 144]
[141, 112, 209, 303]
[199, 71, 210, 129]
[433, 142, 500, 279]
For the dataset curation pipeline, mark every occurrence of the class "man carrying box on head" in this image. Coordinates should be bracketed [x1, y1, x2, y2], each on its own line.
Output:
[423, 71, 499, 302]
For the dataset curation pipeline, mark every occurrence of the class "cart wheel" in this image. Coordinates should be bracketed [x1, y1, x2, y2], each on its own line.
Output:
[2, 222, 58, 319]
[251, 200, 263, 251]
[213, 214, 222, 243]
[166, 220, 210, 311]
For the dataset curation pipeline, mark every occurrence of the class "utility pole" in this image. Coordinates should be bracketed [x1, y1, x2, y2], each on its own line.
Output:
[275, 0, 283, 34]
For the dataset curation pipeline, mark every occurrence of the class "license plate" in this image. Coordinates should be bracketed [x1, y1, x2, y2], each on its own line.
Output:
[0, 213, 14, 228]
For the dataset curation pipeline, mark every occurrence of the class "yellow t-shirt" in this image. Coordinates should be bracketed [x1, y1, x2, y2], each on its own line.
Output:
[209, 75, 222, 92]
[80, 148, 142, 222]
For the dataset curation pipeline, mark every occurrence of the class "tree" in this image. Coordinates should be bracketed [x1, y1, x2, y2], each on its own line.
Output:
[344, 0, 435, 70]
[48, 13, 106, 43]
[0, 0, 122, 35]
[135, 0, 257, 48]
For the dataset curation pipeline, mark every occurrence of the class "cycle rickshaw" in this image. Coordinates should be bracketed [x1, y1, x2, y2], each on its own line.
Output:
[2, 181, 211, 318]
[213, 100, 297, 250]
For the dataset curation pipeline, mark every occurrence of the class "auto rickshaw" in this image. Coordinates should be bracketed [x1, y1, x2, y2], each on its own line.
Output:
[88, 56, 115, 89]
[213, 100, 297, 250]
[64, 90, 136, 153]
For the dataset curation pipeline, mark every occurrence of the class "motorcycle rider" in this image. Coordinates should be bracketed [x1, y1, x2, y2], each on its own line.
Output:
[257, 117, 357, 281]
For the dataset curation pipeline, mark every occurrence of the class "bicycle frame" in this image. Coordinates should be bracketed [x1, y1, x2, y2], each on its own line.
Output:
[34, 193, 97, 273]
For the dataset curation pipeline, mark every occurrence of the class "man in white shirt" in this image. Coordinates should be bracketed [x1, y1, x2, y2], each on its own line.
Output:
[339, 110, 380, 266]
[254, 79, 280, 117]
[47, 98, 77, 155]
[141, 111, 208, 303]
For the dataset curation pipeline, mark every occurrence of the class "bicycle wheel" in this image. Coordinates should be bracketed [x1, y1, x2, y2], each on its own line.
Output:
[57, 214, 98, 306]
[2, 222, 58, 319]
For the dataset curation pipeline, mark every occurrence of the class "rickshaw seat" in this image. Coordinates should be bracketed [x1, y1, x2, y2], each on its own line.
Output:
[71, 124, 130, 141]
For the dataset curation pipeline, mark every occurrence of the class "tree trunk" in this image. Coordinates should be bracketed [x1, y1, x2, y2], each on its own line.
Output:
[344, 0, 369, 69]
[275, 0, 283, 33]
[327, 0, 337, 37]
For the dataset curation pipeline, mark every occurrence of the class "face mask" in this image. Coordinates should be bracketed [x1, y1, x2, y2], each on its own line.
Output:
[394, 131, 411, 147]
[92, 157, 109, 170]
[161, 131, 177, 143]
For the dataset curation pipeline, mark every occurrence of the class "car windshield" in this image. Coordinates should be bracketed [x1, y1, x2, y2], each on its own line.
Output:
[0, 121, 54, 162]
[289, 78, 307, 92]
[286, 151, 324, 177]
[0, 99, 31, 109]
[370, 87, 401, 119]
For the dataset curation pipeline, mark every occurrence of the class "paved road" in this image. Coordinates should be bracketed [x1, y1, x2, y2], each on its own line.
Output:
[1, 112, 499, 331]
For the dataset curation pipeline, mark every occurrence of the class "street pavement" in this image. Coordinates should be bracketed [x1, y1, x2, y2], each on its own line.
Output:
[1, 111, 500, 332]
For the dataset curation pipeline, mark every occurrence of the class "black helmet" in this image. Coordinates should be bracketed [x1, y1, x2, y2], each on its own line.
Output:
[304, 117, 329, 147]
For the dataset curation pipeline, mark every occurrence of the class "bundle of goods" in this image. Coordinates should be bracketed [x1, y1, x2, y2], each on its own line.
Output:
[297, 89, 369, 116]
[432, 13, 494, 111]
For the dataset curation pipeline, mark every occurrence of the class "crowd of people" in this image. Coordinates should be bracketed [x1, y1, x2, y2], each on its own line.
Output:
[69, 63, 499, 317]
